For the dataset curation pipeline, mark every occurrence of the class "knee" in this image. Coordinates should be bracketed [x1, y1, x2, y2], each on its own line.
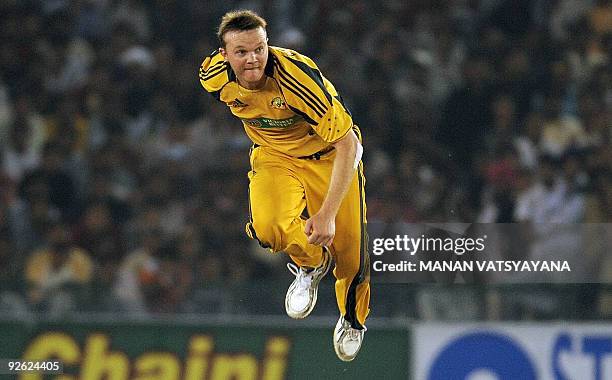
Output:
[335, 252, 362, 278]
[250, 217, 285, 250]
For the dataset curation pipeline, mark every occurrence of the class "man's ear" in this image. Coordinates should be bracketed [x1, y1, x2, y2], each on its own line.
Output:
[219, 48, 227, 60]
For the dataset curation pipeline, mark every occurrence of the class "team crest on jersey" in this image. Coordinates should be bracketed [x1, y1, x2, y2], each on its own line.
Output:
[270, 97, 286, 109]
[228, 98, 248, 108]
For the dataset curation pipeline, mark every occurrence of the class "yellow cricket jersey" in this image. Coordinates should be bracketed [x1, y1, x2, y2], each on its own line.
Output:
[199, 46, 354, 157]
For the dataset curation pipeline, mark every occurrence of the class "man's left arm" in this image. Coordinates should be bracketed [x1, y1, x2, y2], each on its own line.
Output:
[304, 130, 361, 247]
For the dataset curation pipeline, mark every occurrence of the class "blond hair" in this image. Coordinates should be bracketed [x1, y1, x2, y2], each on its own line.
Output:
[217, 10, 267, 47]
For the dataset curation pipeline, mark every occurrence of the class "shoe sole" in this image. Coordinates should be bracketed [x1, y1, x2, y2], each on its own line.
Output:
[334, 318, 364, 362]
[334, 341, 358, 362]
[285, 249, 332, 319]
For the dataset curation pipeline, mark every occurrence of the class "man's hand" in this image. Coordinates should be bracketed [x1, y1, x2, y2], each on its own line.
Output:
[305, 210, 336, 247]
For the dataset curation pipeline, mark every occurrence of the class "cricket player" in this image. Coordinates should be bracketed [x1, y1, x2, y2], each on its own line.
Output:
[199, 10, 369, 361]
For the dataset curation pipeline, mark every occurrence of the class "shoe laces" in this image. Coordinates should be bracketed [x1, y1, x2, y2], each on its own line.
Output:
[339, 318, 366, 341]
[287, 263, 313, 290]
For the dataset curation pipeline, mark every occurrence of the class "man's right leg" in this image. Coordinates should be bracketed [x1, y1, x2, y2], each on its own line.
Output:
[245, 148, 330, 318]
[246, 163, 321, 266]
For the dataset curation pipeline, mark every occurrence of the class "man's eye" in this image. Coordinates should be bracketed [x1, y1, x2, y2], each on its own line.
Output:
[256, 47, 263, 53]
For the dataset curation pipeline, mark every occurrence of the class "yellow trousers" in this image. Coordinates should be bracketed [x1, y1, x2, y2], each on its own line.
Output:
[245, 139, 370, 328]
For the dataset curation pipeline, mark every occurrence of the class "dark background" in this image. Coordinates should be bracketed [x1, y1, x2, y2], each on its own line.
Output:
[0, 0, 610, 322]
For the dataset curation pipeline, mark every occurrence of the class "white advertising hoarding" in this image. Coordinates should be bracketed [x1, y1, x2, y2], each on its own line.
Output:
[414, 323, 612, 380]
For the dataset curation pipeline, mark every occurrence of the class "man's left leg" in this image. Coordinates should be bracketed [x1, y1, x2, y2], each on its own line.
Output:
[302, 157, 370, 361]
[327, 164, 370, 329]
[329, 162, 370, 361]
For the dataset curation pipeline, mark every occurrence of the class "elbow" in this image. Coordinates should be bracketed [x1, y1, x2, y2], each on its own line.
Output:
[333, 130, 362, 168]
[333, 130, 359, 154]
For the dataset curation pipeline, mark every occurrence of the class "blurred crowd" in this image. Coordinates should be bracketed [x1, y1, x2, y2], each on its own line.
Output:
[0, 0, 610, 319]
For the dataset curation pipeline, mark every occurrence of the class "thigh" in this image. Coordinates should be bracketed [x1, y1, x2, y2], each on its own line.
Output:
[300, 157, 367, 257]
[249, 148, 306, 227]
[332, 166, 366, 257]
[331, 163, 367, 283]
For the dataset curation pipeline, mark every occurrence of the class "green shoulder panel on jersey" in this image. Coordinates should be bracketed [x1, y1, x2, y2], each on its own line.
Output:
[199, 50, 231, 98]
[272, 55, 326, 118]
[268, 47, 353, 141]
[286, 56, 333, 106]
[269, 47, 335, 119]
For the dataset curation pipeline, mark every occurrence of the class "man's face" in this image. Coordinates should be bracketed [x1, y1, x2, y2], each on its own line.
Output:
[220, 27, 268, 89]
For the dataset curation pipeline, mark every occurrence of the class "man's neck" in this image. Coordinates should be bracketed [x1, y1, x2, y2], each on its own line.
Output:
[239, 76, 267, 90]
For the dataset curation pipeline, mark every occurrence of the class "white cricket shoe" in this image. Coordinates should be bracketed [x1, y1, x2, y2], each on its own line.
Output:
[285, 248, 331, 319]
[333, 316, 366, 362]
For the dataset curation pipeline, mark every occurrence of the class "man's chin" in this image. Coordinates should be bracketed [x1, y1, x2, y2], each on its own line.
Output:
[244, 71, 263, 81]
[240, 72, 265, 87]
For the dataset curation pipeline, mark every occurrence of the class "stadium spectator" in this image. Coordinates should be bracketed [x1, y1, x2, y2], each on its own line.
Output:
[113, 228, 164, 315]
[24, 223, 94, 317]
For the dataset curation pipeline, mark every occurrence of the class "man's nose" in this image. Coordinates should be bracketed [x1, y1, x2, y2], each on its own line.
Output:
[247, 52, 258, 62]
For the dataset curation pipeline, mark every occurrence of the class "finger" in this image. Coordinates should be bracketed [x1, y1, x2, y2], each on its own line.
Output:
[314, 234, 331, 246]
[323, 236, 334, 248]
[304, 219, 313, 235]
[313, 234, 328, 246]
[307, 231, 319, 244]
